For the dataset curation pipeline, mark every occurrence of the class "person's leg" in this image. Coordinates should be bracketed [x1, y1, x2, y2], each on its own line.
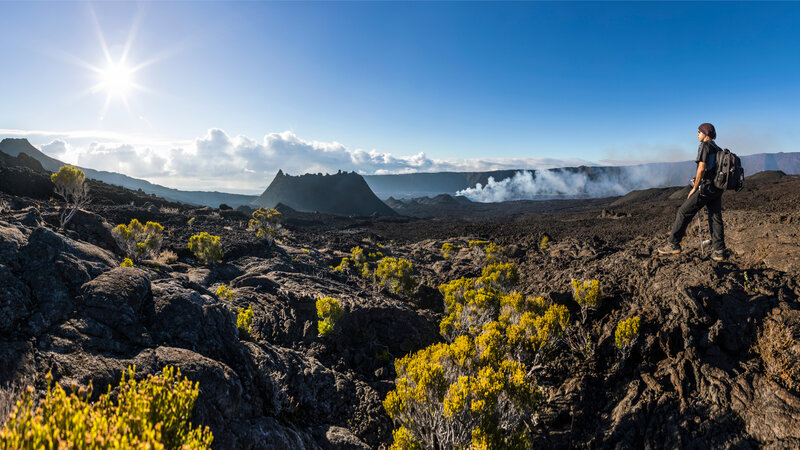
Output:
[706, 192, 725, 251]
[669, 190, 707, 246]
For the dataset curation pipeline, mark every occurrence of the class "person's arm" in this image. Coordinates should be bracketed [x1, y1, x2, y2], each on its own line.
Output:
[688, 161, 706, 198]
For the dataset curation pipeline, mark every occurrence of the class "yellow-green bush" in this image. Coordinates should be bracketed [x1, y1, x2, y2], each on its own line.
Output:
[483, 243, 506, 264]
[615, 316, 640, 350]
[237, 304, 253, 338]
[385, 260, 569, 449]
[571, 279, 602, 308]
[539, 236, 550, 250]
[188, 232, 223, 265]
[51, 165, 90, 229]
[120, 257, 134, 267]
[316, 297, 344, 338]
[332, 246, 384, 280]
[376, 257, 416, 297]
[248, 207, 282, 244]
[187, 217, 196, 226]
[441, 243, 458, 259]
[112, 219, 164, 262]
[216, 285, 235, 303]
[0, 366, 212, 449]
[468, 240, 490, 250]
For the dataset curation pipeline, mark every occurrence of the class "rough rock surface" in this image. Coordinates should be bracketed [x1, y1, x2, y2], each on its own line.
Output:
[1, 169, 799, 448]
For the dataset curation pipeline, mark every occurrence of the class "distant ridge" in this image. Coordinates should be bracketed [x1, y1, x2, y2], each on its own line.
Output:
[364, 152, 800, 199]
[253, 170, 397, 216]
[0, 138, 257, 207]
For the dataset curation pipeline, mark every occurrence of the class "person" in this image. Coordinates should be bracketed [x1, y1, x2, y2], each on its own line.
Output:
[658, 123, 727, 261]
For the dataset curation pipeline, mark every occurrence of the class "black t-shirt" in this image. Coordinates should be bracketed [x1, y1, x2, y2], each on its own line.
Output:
[696, 141, 718, 181]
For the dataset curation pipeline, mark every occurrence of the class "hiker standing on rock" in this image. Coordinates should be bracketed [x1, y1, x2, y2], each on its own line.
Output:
[659, 123, 727, 261]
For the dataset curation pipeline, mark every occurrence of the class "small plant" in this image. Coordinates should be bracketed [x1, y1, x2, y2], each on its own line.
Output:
[237, 304, 254, 338]
[0, 383, 22, 427]
[376, 349, 391, 364]
[0, 366, 212, 448]
[51, 165, 90, 229]
[0, 199, 8, 214]
[572, 278, 603, 322]
[112, 219, 164, 261]
[468, 240, 490, 250]
[615, 316, 641, 353]
[316, 296, 344, 338]
[187, 217, 196, 226]
[156, 250, 178, 265]
[248, 207, 282, 245]
[332, 246, 383, 279]
[483, 242, 506, 264]
[216, 285, 235, 303]
[120, 257, 134, 267]
[566, 324, 596, 359]
[159, 206, 179, 214]
[441, 242, 458, 259]
[376, 257, 417, 297]
[188, 232, 223, 265]
[755, 313, 800, 390]
[302, 248, 310, 254]
[540, 235, 550, 250]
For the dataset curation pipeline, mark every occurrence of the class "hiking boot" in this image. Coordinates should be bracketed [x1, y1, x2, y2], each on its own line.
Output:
[657, 243, 681, 255]
[711, 249, 726, 262]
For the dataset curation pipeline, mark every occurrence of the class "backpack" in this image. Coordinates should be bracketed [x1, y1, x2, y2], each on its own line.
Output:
[712, 146, 744, 191]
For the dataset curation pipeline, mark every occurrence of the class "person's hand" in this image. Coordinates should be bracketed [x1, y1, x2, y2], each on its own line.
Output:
[687, 187, 697, 199]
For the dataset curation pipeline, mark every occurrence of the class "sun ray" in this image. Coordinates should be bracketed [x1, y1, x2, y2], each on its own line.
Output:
[88, 4, 112, 64]
[121, 3, 146, 64]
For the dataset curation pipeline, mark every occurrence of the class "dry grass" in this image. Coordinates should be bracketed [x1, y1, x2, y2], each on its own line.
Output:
[0, 199, 9, 213]
[755, 313, 800, 390]
[159, 206, 180, 214]
[155, 250, 179, 265]
[0, 383, 24, 426]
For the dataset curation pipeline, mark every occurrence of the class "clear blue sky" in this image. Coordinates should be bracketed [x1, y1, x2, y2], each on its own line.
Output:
[0, 1, 798, 191]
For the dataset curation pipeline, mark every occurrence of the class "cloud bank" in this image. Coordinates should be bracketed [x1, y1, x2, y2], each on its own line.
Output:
[1, 128, 596, 193]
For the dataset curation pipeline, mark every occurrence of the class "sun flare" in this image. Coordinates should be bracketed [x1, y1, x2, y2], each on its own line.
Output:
[98, 62, 134, 100]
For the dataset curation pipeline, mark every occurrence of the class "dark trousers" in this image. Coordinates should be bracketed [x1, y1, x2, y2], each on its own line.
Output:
[669, 184, 725, 251]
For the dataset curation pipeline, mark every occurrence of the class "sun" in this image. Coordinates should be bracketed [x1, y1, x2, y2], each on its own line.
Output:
[97, 61, 134, 100]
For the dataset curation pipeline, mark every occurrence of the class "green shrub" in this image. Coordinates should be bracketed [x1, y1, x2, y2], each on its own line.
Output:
[112, 219, 164, 261]
[539, 236, 550, 250]
[376, 257, 417, 297]
[483, 242, 506, 264]
[316, 297, 344, 338]
[468, 240, 490, 250]
[51, 165, 90, 229]
[237, 304, 253, 338]
[248, 207, 282, 244]
[441, 243, 458, 259]
[615, 316, 640, 350]
[0, 366, 212, 448]
[188, 232, 223, 265]
[571, 278, 603, 322]
[385, 261, 569, 449]
[120, 257, 134, 267]
[216, 285, 235, 303]
[332, 246, 383, 279]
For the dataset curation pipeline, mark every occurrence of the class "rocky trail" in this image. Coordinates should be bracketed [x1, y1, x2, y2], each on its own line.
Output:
[1, 158, 799, 448]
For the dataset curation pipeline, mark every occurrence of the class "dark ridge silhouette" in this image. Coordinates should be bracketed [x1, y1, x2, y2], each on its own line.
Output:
[253, 170, 398, 216]
[0, 138, 257, 207]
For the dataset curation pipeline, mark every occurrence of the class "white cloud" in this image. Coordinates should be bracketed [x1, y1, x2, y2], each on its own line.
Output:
[2, 127, 599, 192]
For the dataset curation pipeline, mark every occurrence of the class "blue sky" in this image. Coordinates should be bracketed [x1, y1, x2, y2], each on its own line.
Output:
[1, 1, 798, 193]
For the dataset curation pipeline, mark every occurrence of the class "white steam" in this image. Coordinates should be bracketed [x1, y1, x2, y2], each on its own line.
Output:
[457, 165, 686, 202]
